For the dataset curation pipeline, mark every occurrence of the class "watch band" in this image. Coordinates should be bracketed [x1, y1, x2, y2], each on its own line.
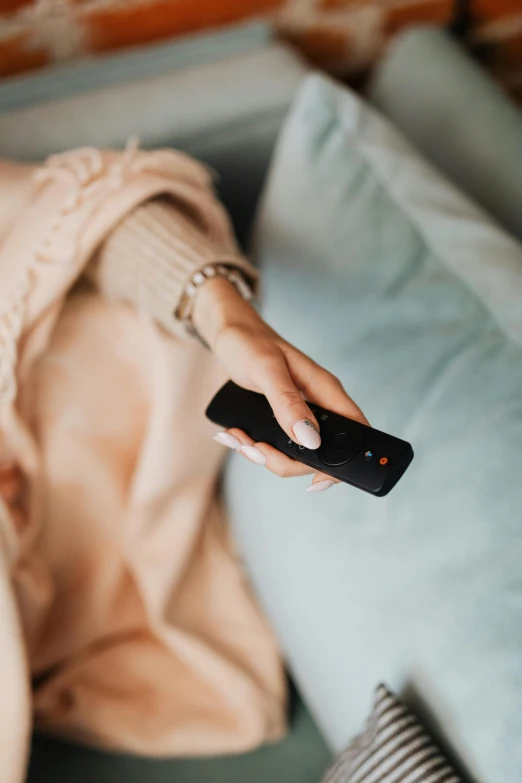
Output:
[175, 263, 255, 347]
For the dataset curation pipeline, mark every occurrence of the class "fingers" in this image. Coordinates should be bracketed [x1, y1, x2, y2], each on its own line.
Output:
[285, 347, 370, 426]
[215, 428, 314, 478]
[214, 428, 340, 491]
[251, 443, 314, 478]
[253, 354, 321, 449]
[306, 472, 340, 493]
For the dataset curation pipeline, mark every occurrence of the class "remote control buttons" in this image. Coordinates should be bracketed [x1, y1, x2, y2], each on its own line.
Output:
[364, 450, 388, 465]
[286, 438, 294, 449]
[333, 433, 349, 451]
[297, 444, 306, 452]
[317, 428, 365, 467]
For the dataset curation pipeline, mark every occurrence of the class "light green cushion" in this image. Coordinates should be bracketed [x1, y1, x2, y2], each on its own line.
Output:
[369, 27, 522, 243]
[226, 74, 522, 783]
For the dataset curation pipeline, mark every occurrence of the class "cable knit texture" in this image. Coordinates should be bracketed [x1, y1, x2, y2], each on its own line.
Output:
[0, 145, 285, 783]
[92, 196, 257, 337]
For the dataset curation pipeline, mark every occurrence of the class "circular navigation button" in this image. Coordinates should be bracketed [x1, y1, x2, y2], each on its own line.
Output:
[333, 432, 349, 451]
[317, 427, 365, 467]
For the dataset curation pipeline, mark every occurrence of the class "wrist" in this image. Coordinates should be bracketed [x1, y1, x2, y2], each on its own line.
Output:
[192, 276, 258, 349]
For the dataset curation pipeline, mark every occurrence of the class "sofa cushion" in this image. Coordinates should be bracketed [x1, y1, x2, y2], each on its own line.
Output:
[0, 38, 309, 246]
[226, 73, 522, 783]
[0, 22, 270, 113]
[0, 34, 302, 160]
[369, 27, 522, 244]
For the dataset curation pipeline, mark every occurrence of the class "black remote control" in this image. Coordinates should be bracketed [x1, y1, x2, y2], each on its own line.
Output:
[206, 381, 414, 497]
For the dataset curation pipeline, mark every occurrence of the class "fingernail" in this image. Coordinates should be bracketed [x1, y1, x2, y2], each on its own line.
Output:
[240, 445, 266, 466]
[293, 419, 321, 450]
[306, 479, 334, 493]
[214, 432, 242, 450]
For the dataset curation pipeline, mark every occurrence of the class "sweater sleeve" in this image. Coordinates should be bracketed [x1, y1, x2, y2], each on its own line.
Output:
[88, 194, 258, 338]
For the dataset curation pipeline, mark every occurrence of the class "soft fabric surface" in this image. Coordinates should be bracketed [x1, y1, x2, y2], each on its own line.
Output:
[0, 43, 307, 161]
[28, 686, 331, 783]
[92, 196, 257, 339]
[369, 27, 522, 243]
[322, 685, 461, 783]
[0, 148, 285, 783]
[0, 22, 270, 112]
[0, 42, 309, 247]
[226, 73, 522, 783]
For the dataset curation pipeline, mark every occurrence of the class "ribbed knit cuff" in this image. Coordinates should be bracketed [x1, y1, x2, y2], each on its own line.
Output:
[90, 197, 258, 338]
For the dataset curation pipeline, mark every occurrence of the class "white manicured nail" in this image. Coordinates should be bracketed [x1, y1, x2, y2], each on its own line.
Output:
[214, 432, 241, 450]
[240, 445, 266, 466]
[293, 419, 321, 449]
[306, 479, 334, 493]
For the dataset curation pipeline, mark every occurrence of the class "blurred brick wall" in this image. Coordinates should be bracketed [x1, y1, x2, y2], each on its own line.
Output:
[0, 0, 521, 99]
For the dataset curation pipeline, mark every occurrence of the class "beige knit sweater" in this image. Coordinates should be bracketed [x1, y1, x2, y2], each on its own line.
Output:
[0, 149, 285, 783]
[91, 196, 257, 337]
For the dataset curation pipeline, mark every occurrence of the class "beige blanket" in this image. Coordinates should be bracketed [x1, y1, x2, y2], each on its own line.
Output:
[0, 147, 285, 782]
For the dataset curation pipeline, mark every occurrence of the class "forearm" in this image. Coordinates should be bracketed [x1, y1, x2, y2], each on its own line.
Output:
[89, 196, 258, 339]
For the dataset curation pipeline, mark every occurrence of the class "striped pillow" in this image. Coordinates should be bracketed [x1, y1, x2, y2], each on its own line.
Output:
[322, 685, 462, 783]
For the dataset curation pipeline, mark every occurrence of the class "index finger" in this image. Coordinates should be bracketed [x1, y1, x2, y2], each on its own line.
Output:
[254, 353, 322, 449]
[294, 357, 369, 426]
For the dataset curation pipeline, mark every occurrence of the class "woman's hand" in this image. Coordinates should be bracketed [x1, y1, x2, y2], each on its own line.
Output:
[193, 277, 369, 492]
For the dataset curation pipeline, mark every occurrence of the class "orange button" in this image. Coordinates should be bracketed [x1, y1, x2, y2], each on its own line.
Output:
[379, 457, 388, 465]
